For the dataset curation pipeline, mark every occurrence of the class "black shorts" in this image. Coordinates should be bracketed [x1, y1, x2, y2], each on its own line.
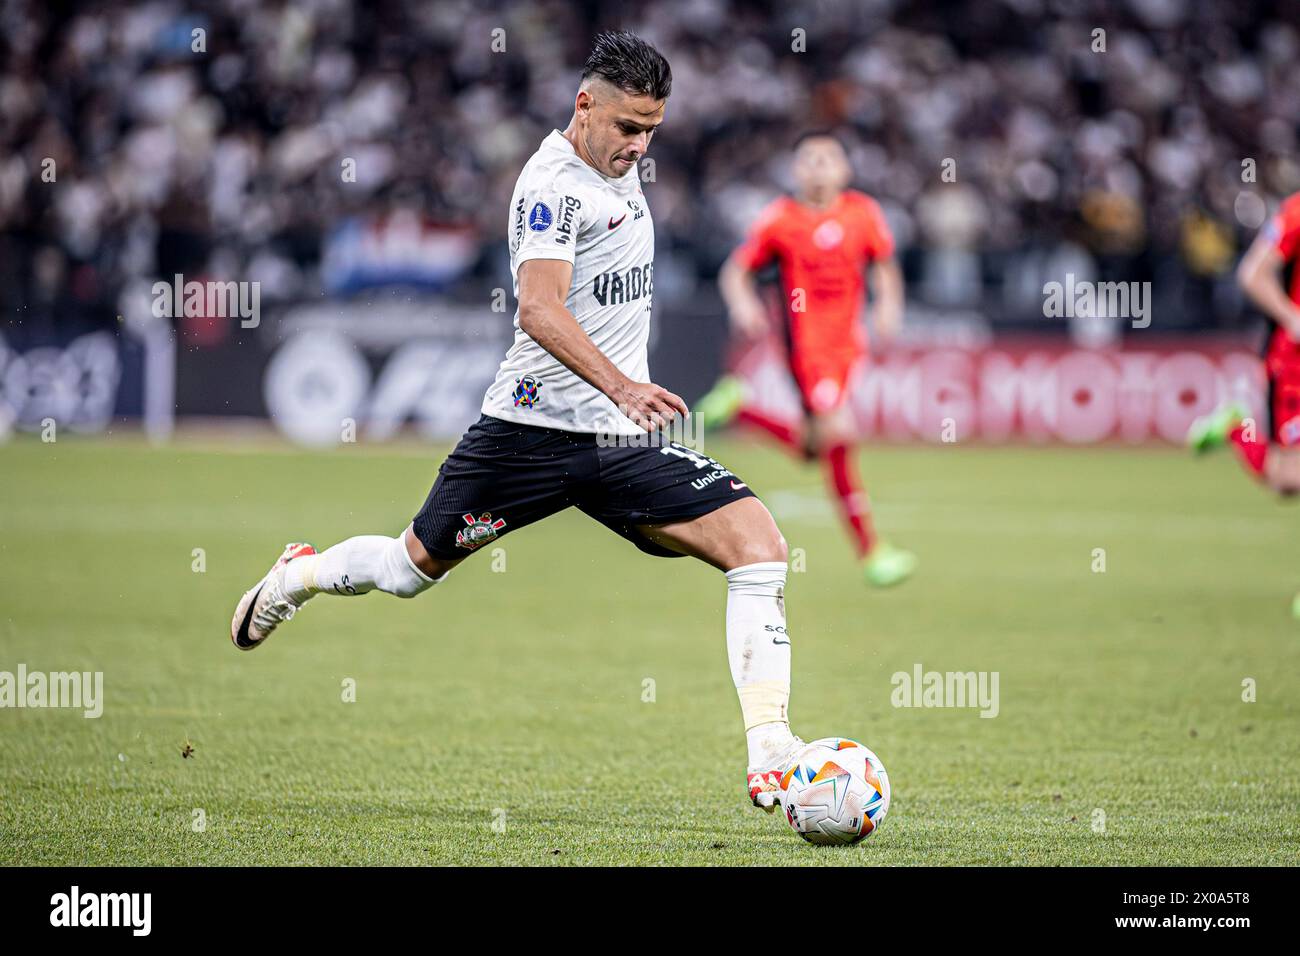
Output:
[412, 414, 757, 560]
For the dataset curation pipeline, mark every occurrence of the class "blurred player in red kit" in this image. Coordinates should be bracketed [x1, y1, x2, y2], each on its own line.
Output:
[696, 132, 916, 588]
[1188, 191, 1300, 612]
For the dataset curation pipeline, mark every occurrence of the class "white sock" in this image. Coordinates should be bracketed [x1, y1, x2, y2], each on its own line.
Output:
[725, 561, 796, 768]
[284, 535, 443, 603]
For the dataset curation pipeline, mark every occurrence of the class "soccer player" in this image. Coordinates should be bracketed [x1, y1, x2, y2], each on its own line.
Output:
[695, 132, 916, 587]
[229, 32, 807, 811]
[1188, 192, 1300, 609]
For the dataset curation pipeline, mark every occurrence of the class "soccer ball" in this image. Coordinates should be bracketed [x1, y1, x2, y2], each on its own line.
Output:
[779, 737, 890, 845]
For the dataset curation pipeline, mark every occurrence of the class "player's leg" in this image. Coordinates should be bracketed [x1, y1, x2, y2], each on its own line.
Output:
[635, 494, 786, 569]
[694, 334, 809, 456]
[695, 355, 810, 458]
[1189, 370, 1300, 496]
[735, 405, 807, 455]
[1187, 399, 1270, 481]
[229, 415, 585, 650]
[1248, 436, 1300, 616]
[1265, 447, 1300, 496]
[634, 497, 804, 809]
[229, 531, 456, 651]
[693, 374, 748, 430]
[802, 366, 916, 587]
[1261, 373, 1300, 495]
[576, 438, 805, 809]
[806, 404, 875, 556]
[285, 527, 459, 603]
[1187, 400, 1251, 454]
[1188, 376, 1300, 615]
[696, 376, 809, 456]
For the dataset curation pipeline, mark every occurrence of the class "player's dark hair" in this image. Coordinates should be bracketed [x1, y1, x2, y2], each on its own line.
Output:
[793, 129, 849, 153]
[581, 31, 672, 100]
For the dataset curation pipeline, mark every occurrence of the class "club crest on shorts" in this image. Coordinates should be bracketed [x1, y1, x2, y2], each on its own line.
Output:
[456, 512, 506, 551]
[512, 375, 542, 408]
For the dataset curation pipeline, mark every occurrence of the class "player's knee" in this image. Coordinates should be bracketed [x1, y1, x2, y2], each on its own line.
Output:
[735, 518, 788, 567]
[772, 531, 789, 565]
[384, 534, 443, 598]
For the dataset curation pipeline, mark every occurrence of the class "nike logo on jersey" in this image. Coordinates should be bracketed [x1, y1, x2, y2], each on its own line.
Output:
[730, 480, 748, 490]
[608, 214, 627, 230]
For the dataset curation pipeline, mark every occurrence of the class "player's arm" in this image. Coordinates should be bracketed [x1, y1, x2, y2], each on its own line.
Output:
[721, 205, 781, 340]
[1237, 231, 1300, 338]
[719, 252, 770, 340]
[868, 257, 904, 343]
[517, 258, 687, 431]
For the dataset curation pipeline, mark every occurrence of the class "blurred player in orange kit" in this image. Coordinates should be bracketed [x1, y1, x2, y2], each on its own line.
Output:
[1188, 191, 1300, 613]
[696, 131, 916, 588]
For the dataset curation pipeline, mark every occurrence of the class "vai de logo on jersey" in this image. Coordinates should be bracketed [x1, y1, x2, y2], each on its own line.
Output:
[592, 261, 654, 307]
[512, 374, 542, 408]
[456, 512, 506, 551]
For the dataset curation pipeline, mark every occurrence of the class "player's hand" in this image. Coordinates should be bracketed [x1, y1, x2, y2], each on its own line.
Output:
[874, 306, 902, 346]
[613, 380, 690, 432]
[731, 305, 769, 341]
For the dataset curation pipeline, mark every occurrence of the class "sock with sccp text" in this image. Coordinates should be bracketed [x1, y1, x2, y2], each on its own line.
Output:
[725, 561, 796, 768]
[284, 535, 444, 603]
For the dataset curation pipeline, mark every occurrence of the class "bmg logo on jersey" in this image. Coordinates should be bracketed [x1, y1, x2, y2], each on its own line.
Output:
[528, 201, 553, 231]
[554, 195, 582, 246]
[512, 374, 543, 408]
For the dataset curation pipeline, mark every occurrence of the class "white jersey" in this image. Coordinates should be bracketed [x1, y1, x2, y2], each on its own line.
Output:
[481, 130, 654, 435]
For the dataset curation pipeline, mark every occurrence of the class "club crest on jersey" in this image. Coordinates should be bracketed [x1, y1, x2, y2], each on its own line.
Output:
[812, 219, 844, 249]
[456, 512, 506, 551]
[512, 375, 543, 408]
[528, 202, 553, 231]
[1281, 415, 1300, 446]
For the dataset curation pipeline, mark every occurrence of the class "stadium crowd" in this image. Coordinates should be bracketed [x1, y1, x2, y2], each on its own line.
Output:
[2, 0, 1299, 331]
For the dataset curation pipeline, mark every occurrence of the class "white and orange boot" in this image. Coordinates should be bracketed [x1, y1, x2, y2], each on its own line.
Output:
[747, 736, 805, 811]
[229, 542, 316, 651]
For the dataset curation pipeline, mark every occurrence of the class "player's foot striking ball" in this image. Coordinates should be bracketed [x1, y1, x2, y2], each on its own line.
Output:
[229, 32, 849, 824]
[708, 131, 916, 588]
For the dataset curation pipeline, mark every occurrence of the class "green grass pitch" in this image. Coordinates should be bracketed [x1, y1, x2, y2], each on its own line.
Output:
[1, 433, 1297, 865]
